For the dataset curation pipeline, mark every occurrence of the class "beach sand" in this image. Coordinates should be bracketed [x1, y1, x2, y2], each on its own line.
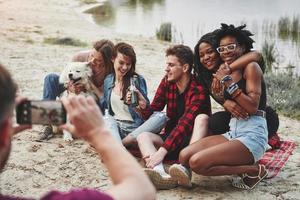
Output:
[0, 0, 299, 199]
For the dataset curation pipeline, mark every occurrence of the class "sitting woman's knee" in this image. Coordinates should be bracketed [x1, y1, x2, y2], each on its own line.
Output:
[179, 147, 192, 165]
[189, 154, 208, 175]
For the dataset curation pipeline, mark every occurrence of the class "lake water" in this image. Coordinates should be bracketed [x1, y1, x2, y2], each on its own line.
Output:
[85, 0, 300, 74]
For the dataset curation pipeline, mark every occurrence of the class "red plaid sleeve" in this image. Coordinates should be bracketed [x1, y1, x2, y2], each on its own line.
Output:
[162, 80, 211, 152]
[140, 77, 167, 119]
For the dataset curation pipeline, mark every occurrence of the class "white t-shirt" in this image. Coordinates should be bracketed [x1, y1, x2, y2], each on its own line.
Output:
[110, 90, 134, 121]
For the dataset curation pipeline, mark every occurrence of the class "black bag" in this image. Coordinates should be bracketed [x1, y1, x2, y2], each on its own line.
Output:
[265, 106, 279, 138]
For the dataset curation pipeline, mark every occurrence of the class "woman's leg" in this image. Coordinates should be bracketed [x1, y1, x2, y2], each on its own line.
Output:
[137, 132, 164, 159]
[179, 135, 228, 166]
[189, 139, 254, 175]
[169, 135, 228, 187]
[122, 112, 167, 147]
[103, 114, 122, 143]
[189, 114, 209, 144]
[43, 73, 65, 100]
[137, 132, 178, 189]
[188, 138, 267, 188]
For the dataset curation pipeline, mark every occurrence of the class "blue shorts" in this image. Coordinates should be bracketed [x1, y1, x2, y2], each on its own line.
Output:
[222, 115, 268, 163]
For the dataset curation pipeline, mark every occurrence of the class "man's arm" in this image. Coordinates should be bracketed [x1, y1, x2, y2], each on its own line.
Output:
[138, 77, 167, 119]
[61, 96, 155, 200]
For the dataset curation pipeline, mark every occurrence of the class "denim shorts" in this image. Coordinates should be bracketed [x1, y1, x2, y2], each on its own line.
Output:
[222, 115, 268, 163]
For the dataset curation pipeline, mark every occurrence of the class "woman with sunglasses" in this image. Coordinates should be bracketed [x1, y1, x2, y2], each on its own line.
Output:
[169, 24, 268, 190]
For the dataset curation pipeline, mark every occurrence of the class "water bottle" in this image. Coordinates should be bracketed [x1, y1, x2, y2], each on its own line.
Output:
[130, 75, 139, 107]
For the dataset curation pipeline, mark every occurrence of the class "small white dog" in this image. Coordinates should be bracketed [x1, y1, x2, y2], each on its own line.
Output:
[58, 62, 100, 141]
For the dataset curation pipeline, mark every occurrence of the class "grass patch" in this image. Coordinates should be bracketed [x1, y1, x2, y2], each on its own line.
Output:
[79, 0, 98, 4]
[156, 22, 172, 42]
[25, 38, 34, 44]
[44, 37, 87, 47]
[261, 40, 278, 73]
[278, 15, 300, 42]
[265, 72, 300, 120]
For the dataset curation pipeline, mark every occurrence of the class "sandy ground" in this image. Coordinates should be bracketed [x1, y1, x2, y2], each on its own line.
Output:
[0, 0, 300, 199]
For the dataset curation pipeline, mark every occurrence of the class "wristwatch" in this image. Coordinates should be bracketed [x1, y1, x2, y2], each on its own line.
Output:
[220, 75, 232, 85]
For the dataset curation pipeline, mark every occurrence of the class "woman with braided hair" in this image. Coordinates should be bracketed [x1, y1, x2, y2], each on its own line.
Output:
[169, 24, 269, 190]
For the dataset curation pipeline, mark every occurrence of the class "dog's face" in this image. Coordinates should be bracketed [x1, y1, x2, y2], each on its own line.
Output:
[59, 62, 92, 85]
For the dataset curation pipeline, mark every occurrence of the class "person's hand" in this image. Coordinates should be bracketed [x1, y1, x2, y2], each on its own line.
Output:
[218, 63, 232, 74]
[60, 96, 107, 142]
[12, 96, 31, 135]
[67, 81, 85, 94]
[211, 77, 223, 95]
[125, 89, 132, 105]
[213, 69, 226, 81]
[126, 89, 148, 109]
[223, 100, 249, 119]
[145, 147, 167, 168]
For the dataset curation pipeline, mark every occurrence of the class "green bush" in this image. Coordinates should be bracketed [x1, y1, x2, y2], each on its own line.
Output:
[265, 73, 300, 120]
[278, 16, 290, 40]
[261, 41, 278, 73]
[156, 22, 172, 42]
[44, 37, 88, 47]
[80, 0, 98, 4]
[278, 15, 300, 42]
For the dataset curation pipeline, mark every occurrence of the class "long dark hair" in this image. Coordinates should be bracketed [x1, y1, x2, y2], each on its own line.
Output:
[113, 42, 138, 101]
[93, 39, 115, 76]
[194, 31, 221, 91]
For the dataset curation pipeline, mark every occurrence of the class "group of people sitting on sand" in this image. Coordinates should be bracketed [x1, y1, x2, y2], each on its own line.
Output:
[0, 23, 279, 200]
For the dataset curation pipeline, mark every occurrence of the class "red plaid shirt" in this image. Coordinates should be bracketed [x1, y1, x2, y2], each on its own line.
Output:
[140, 75, 211, 152]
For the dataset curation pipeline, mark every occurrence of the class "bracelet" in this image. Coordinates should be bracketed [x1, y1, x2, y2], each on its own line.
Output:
[226, 82, 239, 95]
[231, 88, 242, 99]
[221, 75, 232, 85]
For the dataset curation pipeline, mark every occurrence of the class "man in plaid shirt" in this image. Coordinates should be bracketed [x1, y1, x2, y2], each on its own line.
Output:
[132, 45, 211, 189]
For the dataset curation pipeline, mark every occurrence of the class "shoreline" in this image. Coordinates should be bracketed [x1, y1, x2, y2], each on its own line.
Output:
[0, 0, 299, 199]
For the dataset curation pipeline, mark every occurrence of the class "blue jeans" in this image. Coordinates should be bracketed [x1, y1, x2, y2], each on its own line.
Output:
[43, 73, 65, 100]
[104, 112, 168, 144]
[130, 112, 168, 138]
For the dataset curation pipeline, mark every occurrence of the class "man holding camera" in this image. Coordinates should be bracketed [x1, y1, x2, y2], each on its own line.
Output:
[0, 63, 155, 200]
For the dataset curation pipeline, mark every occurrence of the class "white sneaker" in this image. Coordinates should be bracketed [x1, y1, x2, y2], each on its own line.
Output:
[169, 164, 192, 187]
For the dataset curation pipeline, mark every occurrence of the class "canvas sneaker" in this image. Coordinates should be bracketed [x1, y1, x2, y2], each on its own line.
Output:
[38, 125, 54, 141]
[169, 164, 192, 187]
[144, 168, 177, 190]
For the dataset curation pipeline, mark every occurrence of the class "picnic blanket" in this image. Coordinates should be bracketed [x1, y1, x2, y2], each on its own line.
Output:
[259, 140, 297, 179]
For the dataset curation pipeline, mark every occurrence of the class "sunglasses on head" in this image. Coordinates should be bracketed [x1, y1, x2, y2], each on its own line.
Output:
[216, 44, 237, 53]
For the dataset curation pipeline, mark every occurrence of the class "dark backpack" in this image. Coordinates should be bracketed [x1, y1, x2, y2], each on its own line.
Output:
[266, 106, 279, 138]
